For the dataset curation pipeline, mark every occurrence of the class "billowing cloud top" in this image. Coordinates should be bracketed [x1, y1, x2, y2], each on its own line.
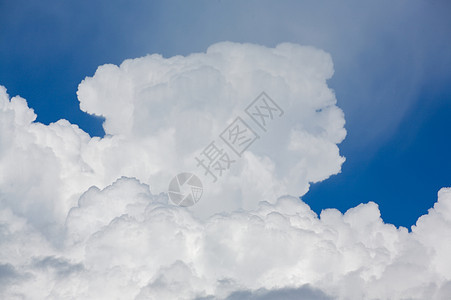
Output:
[76, 42, 346, 215]
[0, 42, 450, 299]
[1, 42, 346, 226]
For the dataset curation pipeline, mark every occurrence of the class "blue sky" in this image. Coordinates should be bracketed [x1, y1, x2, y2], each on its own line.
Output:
[1, 0, 450, 227]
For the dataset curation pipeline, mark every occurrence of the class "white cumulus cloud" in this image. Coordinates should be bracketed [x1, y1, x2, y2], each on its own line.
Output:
[1, 177, 451, 299]
[0, 42, 450, 299]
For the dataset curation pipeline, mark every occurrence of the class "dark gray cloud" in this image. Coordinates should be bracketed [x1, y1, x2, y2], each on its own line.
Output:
[0, 263, 20, 287]
[224, 285, 334, 300]
[32, 256, 84, 277]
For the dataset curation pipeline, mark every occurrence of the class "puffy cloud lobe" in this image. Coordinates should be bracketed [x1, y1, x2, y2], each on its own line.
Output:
[0, 42, 346, 233]
[0, 42, 450, 299]
[1, 178, 451, 299]
[75, 41, 346, 216]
